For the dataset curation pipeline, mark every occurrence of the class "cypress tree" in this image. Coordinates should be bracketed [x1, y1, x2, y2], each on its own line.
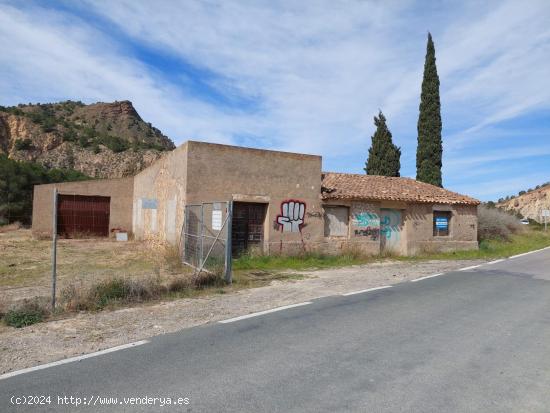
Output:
[416, 32, 443, 187]
[364, 111, 401, 177]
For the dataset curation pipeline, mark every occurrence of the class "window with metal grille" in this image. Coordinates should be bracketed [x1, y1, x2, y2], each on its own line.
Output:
[433, 211, 451, 236]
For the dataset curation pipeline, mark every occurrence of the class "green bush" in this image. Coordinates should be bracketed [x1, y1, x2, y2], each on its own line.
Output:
[92, 278, 130, 308]
[0, 155, 90, 225]
[14, 139, 33, 151]
[4, 299, 48, 328]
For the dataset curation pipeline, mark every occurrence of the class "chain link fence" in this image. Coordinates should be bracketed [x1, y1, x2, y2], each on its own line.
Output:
[182, 201, 233, 283]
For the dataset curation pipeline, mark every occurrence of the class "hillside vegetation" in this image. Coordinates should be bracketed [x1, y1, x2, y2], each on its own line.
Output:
[0, 154, 89, 225]
[0, 100, 175, 178]
[497, 184, 550, 222]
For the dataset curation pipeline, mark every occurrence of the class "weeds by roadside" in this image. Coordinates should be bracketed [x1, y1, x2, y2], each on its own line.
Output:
[411, 230, 550, 261]
[233, 249, 374, 271]
[3, 297, 49, 328]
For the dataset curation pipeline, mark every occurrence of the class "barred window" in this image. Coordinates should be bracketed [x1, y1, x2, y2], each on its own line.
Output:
[433, 211, 451, 236]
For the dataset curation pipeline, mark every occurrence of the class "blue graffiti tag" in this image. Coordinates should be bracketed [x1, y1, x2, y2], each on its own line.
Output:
[352, 212, 379, 227]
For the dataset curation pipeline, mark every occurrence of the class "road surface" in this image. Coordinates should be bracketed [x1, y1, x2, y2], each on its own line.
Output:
[2, 248, 550, 412]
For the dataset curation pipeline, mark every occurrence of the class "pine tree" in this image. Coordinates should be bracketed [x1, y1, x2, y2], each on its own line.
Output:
[364, 111, 401, 177]
[416, 32, 443, 187]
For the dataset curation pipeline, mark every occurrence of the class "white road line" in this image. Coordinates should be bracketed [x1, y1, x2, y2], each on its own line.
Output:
[219, 302, 312, 324]
[410, 273, 444, 282]
[0, 340, 149, 381]
[458, 265, 481, 271]
[509, 246, 550, 260]
[341, 285, 392, 296]
[486, 259, 505, 265]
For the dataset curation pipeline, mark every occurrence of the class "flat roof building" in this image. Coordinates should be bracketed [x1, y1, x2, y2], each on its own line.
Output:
[32, 141, 479, 257]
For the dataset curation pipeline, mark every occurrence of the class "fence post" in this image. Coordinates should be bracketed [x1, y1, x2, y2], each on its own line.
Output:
[199, 205, 204, 268]
[51, 188, 58, 311]
[181, 205, 188, 263]
[224, 201, 233, 284]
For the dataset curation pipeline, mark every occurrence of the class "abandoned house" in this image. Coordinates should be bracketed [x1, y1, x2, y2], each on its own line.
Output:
[32, 141, 479, 257]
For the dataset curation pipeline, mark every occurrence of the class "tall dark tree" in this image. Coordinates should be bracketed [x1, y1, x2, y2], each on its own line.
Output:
[364, 111, 401, 177]
[416, 32, 443, 187]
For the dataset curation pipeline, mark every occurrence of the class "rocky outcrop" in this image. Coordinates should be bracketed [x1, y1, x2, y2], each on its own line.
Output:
[498, 187, 550, 222]
[0, 100, 175, 178]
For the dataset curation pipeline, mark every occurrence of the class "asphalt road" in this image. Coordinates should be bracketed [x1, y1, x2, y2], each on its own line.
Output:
[2, 249, 550, 412]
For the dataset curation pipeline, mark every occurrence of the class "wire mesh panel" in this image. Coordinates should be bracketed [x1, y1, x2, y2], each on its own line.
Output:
[182, 201, 232, 283]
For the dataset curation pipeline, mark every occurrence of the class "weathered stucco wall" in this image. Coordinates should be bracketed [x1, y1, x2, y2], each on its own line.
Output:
[32, 177, 134, 237]
[318, 200, 477, 256]
[184, 141, 323, 254]
[132, 143, 188, 244]
[404, 203, 478, 255]
[319, 199, 381, 255]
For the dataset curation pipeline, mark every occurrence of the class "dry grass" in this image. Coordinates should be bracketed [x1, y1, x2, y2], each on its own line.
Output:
[0, 229, 194, 307]
[478, 205, 524, 241]
[1, 228, 295, 324]
[0, 222, 22, 233]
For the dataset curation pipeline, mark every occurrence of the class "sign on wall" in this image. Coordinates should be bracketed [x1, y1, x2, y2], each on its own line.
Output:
[141, 198, 158, 209]
[212, 203, 223, 231]
[435, 216, 449, 230]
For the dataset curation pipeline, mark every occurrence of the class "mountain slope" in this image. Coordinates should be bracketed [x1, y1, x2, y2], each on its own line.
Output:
[0, 100, 175, 178]
[497, 185, 550, 222]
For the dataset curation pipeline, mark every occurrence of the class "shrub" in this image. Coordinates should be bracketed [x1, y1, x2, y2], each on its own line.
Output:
[4, 298, 48, 328]
[478, 205, 523, 241]
[167, 276, 192, 293]
[63, 276, 168, 311]
[0, 221, 22, 233]
[14, 139, 33, 151]
[193, 271, 221, 288]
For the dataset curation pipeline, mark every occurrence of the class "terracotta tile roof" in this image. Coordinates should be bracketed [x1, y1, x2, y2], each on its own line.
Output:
[321, 172, 480, 205]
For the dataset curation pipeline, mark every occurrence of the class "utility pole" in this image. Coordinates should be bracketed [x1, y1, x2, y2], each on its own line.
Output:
[51, 188, 58, 311]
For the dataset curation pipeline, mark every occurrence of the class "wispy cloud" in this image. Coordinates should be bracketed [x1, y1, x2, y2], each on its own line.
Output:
[0, 0, 549, 200]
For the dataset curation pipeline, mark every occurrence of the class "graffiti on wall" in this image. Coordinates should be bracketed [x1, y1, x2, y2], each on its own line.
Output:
[277, 200, 306, 232]
[380, 210, 401, 242]
[352, 211, 380, 240]
[354, 228, 380, 239]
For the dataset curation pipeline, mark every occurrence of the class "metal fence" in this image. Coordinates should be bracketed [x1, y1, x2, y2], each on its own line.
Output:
[182, 201, 233, 283]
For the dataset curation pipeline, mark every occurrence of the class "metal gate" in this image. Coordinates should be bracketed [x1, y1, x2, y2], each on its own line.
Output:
[57, 194, 110, 237]
[232, 202, 267, 257]
[181, 201, 233, 283]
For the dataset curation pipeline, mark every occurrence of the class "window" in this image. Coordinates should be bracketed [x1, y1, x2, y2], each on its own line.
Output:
[324, 206, 349, 237]
[433, 211, 451, 236]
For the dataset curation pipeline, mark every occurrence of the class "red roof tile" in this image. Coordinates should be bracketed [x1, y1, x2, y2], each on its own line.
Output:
[322, 172, 479, 205]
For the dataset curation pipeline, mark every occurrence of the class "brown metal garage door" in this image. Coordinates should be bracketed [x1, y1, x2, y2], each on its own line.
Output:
[231, 202, 266, 257]
[57, 195, 110, 237]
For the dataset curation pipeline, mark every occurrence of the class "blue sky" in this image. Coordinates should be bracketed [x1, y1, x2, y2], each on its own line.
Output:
[0, 0, 549, 201]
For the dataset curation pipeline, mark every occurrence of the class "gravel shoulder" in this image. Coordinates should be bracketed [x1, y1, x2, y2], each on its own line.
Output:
[0, 258, 485, 374]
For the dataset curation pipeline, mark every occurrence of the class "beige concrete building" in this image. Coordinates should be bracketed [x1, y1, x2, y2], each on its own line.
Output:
[32, 141, 479, 256]
[32, 177, 134, 238]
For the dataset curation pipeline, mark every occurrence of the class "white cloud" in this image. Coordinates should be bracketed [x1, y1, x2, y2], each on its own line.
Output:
[0, 0, 549, 200]
[0, 3, 265, 144]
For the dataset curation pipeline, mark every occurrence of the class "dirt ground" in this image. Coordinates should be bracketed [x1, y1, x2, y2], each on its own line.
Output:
[0, 254, 486, 374]
[0, 229, 186, 307]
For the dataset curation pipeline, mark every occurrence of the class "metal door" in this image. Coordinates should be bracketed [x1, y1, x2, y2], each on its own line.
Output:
[57, 195, 110, 237]
[231, 202, 266, 256]
[380, 208, 402, 254]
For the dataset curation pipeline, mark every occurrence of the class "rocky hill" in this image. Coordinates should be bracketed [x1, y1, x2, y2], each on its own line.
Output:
[0, 100, 175, 178]
[497, 185, 550, 222]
